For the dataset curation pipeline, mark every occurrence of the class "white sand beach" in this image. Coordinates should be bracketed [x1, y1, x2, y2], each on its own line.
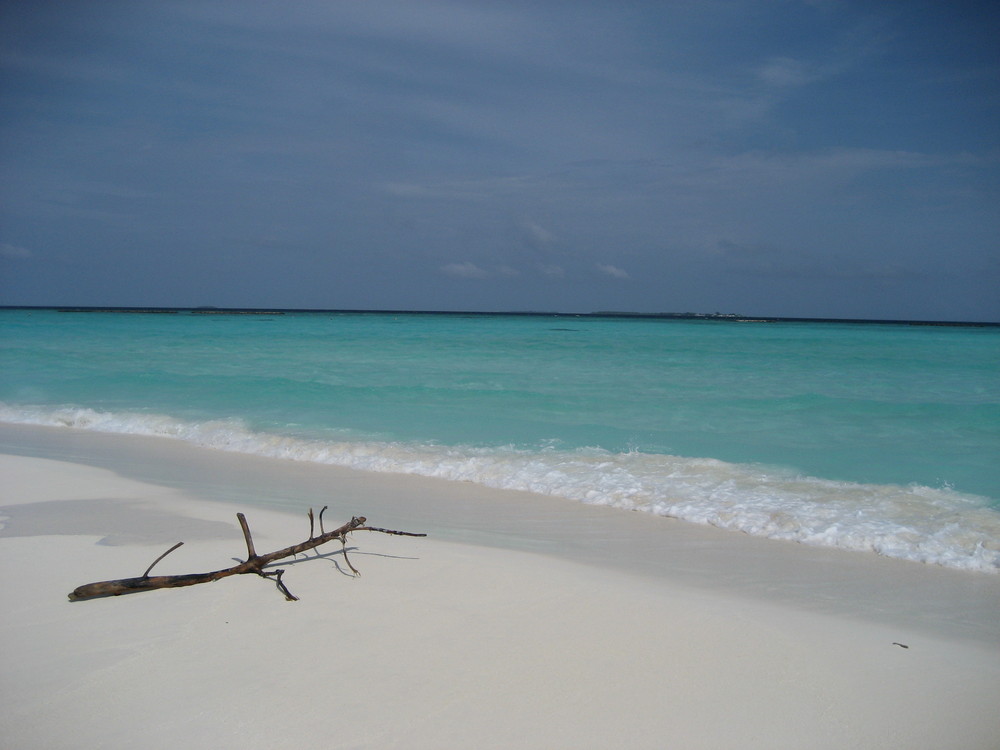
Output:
[2, 425, 1000, 749]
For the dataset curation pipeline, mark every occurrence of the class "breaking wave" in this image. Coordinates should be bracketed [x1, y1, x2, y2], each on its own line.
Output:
[3, 403, 998, 573]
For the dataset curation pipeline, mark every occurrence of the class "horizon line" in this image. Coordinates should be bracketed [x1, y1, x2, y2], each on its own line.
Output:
[2, 305, 997, 327]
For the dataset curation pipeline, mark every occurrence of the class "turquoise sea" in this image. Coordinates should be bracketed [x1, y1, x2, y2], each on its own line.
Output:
[2, 308, 998, 571]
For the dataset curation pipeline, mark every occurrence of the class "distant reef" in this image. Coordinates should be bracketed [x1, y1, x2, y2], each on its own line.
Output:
[190, 309, 285, 315]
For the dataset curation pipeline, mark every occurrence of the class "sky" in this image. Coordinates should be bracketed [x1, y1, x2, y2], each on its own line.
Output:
[1, 1, 998, 320]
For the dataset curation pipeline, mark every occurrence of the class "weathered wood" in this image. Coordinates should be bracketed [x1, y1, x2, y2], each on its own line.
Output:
[141, 541, 184, 578]
[237, 512, 257, 559]
[68, 513, 425, 601]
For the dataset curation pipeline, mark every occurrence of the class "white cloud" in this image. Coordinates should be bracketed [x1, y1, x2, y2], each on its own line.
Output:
[521, 219, 556, 244]
[0, 243, 32, 259]
[756, 56, 813, 88]
[597, 263, 629, 279]
[441, 261, 490, 278]
[440, 262, 522, 279]
[540, 264, 565, 278]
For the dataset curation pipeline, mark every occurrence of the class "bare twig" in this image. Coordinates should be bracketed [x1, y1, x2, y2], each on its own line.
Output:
[359, 526, 427, 537]
[237, 512, 257, 560]
[68, 512, 425, 601]
[341, 535, 360, 576]
[262, 569, 299, 601]
[142, 542, 184, 578]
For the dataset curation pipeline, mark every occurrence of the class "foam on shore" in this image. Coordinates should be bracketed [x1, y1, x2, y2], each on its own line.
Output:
[2, 404, 998, 573]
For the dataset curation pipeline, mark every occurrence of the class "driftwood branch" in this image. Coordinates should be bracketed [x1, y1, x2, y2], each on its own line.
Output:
[68, 512, 426, 602]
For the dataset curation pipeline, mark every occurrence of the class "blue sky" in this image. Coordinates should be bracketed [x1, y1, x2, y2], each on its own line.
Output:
[1, 1, 997, 320]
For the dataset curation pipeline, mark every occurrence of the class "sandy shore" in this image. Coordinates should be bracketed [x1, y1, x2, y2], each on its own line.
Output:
[2, 426, 1000, 748]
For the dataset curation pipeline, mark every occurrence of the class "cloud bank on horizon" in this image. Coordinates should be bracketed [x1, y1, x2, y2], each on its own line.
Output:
[1, 0, 997, 320]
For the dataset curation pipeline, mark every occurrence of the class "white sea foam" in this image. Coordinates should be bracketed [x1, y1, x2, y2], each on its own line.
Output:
[3, 403, 999, 572]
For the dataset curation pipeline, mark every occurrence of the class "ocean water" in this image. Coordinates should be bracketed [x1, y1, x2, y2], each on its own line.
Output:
[2, 308, 998, 571]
